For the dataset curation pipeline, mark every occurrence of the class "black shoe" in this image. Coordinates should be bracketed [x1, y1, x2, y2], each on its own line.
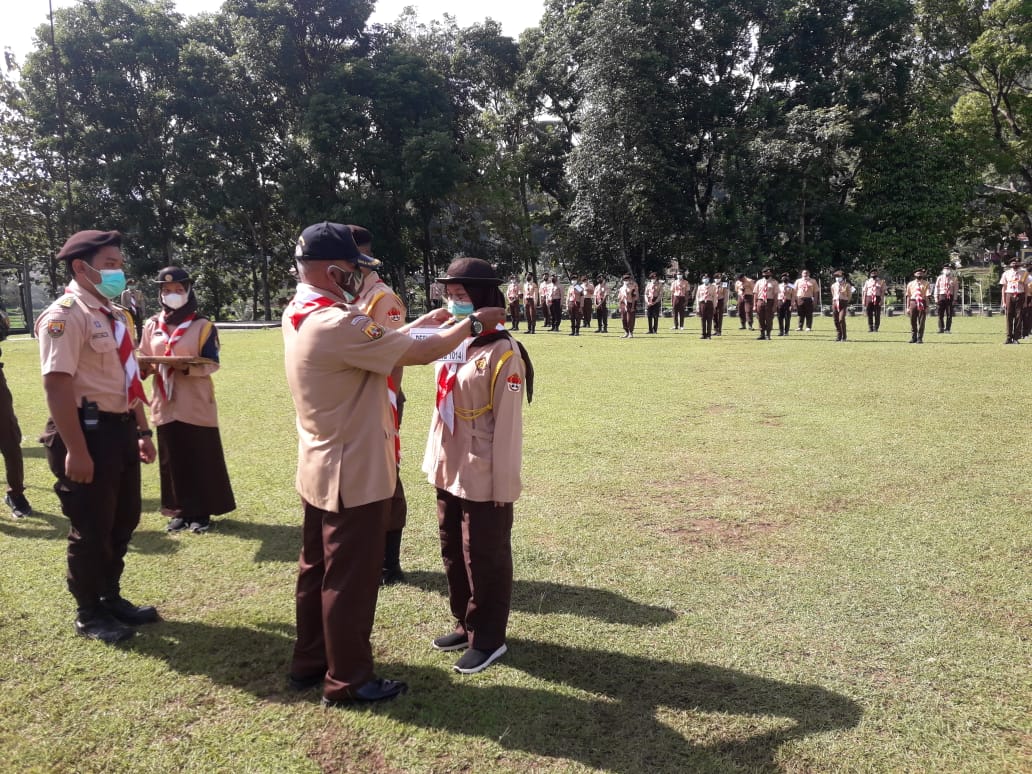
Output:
[757, 334, 766, 340]
[75, 611, 134, 644]
[917, 338, 923, 344]
[454, 644, 508, 674]
[101, 595, 160, 625]
[189, 519, 211, 534]
[432, 631, 469, 651]
[6, 492, 31, 519]
[910, 337, 917, 343]
[380, 567, 405, 586]
[288, 671, 324, 691]
[166, 517, 188, 532]
[322, 677, 408, 705]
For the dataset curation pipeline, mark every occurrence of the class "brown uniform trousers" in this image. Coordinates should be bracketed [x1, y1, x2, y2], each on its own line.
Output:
[523, 300, 537, 333]
[937, 297, 954, 333]
[437, 490, 513, 652]
[797, 297, 814, 330]
[834, 300, 850, 340]
[738, 295, 754, 328]
[698, 300, 714, 337]
[1005, 294, 1024, 341]
[865, 300, 882, 332]
[714, 298, 726, 334]
[756, 299, 776, 337]
[581, 298, 593, 328]
[292, 498, 389, 700]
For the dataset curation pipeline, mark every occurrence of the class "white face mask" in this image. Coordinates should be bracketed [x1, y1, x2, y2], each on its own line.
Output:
[162, 292, 188, 310]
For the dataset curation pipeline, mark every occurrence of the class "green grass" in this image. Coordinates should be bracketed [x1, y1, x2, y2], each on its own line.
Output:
[0, 311, 1029, 773]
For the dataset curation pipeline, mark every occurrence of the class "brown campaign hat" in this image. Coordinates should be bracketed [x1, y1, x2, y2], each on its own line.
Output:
[436, 257, 502, 286]
[56, 230, 121, 262]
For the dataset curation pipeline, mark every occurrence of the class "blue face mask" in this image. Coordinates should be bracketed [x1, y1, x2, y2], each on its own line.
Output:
[85, 265, 127, 299]
[447, 299, 475, 319]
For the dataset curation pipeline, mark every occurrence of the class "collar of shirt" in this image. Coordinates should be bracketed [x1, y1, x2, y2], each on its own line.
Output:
[296, 282, 346, 304]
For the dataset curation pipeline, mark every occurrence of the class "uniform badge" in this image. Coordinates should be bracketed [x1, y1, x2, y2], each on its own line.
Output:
[387, 307, 403, 323]
[475, 356, 488, 373]
[506, 374, 522, 392]
[362, 321, 385, 340]
[57, 295, 75, 309]
[47, 320, 66, 338]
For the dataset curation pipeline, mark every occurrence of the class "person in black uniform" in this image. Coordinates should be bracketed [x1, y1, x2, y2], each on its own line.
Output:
[36, 230, 159, 644]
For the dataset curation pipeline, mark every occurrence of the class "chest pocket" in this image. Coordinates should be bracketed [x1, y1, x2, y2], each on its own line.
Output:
[88, 331, 118, 354]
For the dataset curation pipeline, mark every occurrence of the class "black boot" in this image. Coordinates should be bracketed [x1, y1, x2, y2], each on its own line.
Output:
[382, 529, 405, 585]
[75, 607, 134, 644]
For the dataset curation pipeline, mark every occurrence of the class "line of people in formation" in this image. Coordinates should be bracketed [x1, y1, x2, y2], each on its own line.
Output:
[498, 260, 1032, 344]
[29, 223, 529, 711]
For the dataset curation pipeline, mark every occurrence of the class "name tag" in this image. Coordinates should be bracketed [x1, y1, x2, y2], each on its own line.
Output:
[409, 328, 468, 362]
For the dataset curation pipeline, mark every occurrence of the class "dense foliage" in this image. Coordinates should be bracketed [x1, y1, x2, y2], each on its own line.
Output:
[0, 0, 1027, 317]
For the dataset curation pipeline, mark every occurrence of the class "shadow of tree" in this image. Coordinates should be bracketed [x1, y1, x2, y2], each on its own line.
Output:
[0, 506, 180, 556]
[128, 621, 861, 773]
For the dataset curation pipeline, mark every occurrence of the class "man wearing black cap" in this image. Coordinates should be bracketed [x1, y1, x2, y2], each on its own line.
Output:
[862, 270, 885, 332]
[348, 225, 410, 585]
[905, 268, 931, 343]
[777, 273, 795, 336]
[753, 268, 778, 340]
[283, 221, 505, 705]
[35, 230, 159, 644]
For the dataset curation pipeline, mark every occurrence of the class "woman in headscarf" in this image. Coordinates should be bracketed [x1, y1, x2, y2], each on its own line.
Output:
[423, 257, 534, 674]
[139, 266, 235, 534]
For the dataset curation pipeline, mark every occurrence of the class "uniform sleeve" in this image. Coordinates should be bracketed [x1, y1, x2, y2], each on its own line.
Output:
[320, 312, 413, 376]
[491, 347, 525, 503]
[186, 321, 221, 377]
[37, 304, 85, 376]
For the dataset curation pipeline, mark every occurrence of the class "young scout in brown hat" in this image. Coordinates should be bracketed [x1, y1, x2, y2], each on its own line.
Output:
[777, 272, 795, 336]
[425, 257, 534, 674]
[347, 225, 409, 585]
[283, 222, 506, 705]
[905, 268, 932, 343]
[35, 230, 159, 644]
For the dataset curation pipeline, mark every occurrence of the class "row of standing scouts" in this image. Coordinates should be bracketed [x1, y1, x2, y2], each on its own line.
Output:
[488, 259, 1032, 343]
[25, 222, 527, 710]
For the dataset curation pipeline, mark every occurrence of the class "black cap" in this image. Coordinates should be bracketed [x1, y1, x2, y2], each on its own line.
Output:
[437, 257, 502, 286]
[153, 266, 191, 284]
[56, 230, 122, 262]
[294, 222, 367, 265]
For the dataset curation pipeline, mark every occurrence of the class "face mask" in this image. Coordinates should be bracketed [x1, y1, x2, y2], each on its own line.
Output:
[703, 278, 710, 285]
[84, 264, 127, 299]
[447, 299, 475, 319]
[328, 265, 360, 302]
[835, 277, 842, 283]
[162, 292, 188, 310]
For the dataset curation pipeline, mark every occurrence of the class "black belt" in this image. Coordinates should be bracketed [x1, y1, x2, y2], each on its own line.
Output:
[78, 409, 133, 423]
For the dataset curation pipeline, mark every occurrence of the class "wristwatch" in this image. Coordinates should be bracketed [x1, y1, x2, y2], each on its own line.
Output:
[468, 312, 484, 336]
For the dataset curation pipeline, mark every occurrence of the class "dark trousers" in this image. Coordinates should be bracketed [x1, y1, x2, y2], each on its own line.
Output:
[582, 299, 593, 327]
[595, 303, 608, 331]
[0, 368, 24, 495]
[292, 497, 388, 700]
[757, 299, 776, 335]
[909, 306, 927, 340]
[43, 414, 141, 610]
[549, 299, 562, 330]
[833, 302, 849, 340]
[508, 301, 521, 329]
[541, 300, 551, 328]
[1023, 300, 1032, 338]
[437, 489, 513, 652]
[523, 301, 536, 333]
[646, 302, 660, 333]
[714, 299, 725, 334]
[937, 298, 953, 332]
[567, 305, 581, 334]
[1005, 295, 1024, 341]
[672, 297, 687, 328]
[866, 302, 882, 331]
[698, 300, 714, 337]
[621, 308, 636, 334]
[738, 295, 754, 327]
[777, 301, 793, 334]
[797, 298, 814, 329]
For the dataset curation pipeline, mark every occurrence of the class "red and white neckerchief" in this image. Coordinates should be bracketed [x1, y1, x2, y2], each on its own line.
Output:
[387, 375, 401, 464]
[287, 288, 336, 330]
[435, 362, 458, 434]
[153, 312, 197, 403]
[99, 305, 148, 408]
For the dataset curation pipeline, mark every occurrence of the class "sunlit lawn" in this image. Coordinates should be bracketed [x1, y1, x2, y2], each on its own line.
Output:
[0, 309, 1028, 773]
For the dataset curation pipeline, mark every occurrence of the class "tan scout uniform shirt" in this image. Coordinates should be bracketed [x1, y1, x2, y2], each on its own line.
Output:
[357, 273, 407, 332]
[735, 277, 755, 297]
[1000, 268, 1027, 296]
[583, 280, 595, 299]
[524, 280, 537, 301]
[754, 278, 778, 302]
[831, 281, 854, 302]
[935, 274, 959, 300]
[594, 282, 608, 305]
[618, 282, 637, 311]
[695, 283, 716, 305]
[671, 279, 689, 299]
[139, 317, 220, 427]
[862, 278, 885, 304]
[795, 277, 819, 300]
[506, 282, 521, 303]
[423, 337, 525, 503]
[283, 284, 414, 511]
[36, 280, 134, 413]
[538, 281, 551, 305]
[567, 284, 584, 310]
[549, 281, 563, 301]
[645, 280, 662, 305]
[905, 279, 930, 307]
[778, 282, 795, 303]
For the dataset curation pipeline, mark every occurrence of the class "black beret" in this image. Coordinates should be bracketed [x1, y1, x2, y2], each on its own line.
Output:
[436, 257, 502, 286]
[153, 266, 192, 284]
[56, 230, 121, 262]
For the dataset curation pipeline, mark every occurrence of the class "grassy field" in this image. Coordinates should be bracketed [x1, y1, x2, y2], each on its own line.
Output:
[0, 311, 1028, 773]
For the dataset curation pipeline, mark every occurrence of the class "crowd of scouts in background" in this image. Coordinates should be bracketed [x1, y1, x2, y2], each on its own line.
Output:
[483, 257, 1032, 344]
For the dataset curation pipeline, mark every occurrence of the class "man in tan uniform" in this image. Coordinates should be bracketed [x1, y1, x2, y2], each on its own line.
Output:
[862, 270, 886, 332]
[36, 230, 159, 644]
[505, 275, 522, 331]
[830, 270, 854, 342]
[713, 273, 729, 335]
[695, 274, 716, 339]
[580, 275, 594, 330]
[1000, 258, 1027, 344]
[283, 221, 505, 705]
[594, 276, 609, 332]
[753, 268, 778, 340]
[735, 273, 755, 330]
[349, 225, 410, 585]
[566, 279, 583, 336]
[777, 273, 795, 336]
[795, 269, 819, 331]
[522, 272, 538, 334]
[905, 268, 931, 344]
[670, 273, 689, 330]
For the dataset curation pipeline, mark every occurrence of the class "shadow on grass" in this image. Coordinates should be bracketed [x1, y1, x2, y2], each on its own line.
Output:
[405, 569, 677, 627]
[127, 621, 861, 772]
[211, 517, 297, 563]
[0, 507, 181, 557]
